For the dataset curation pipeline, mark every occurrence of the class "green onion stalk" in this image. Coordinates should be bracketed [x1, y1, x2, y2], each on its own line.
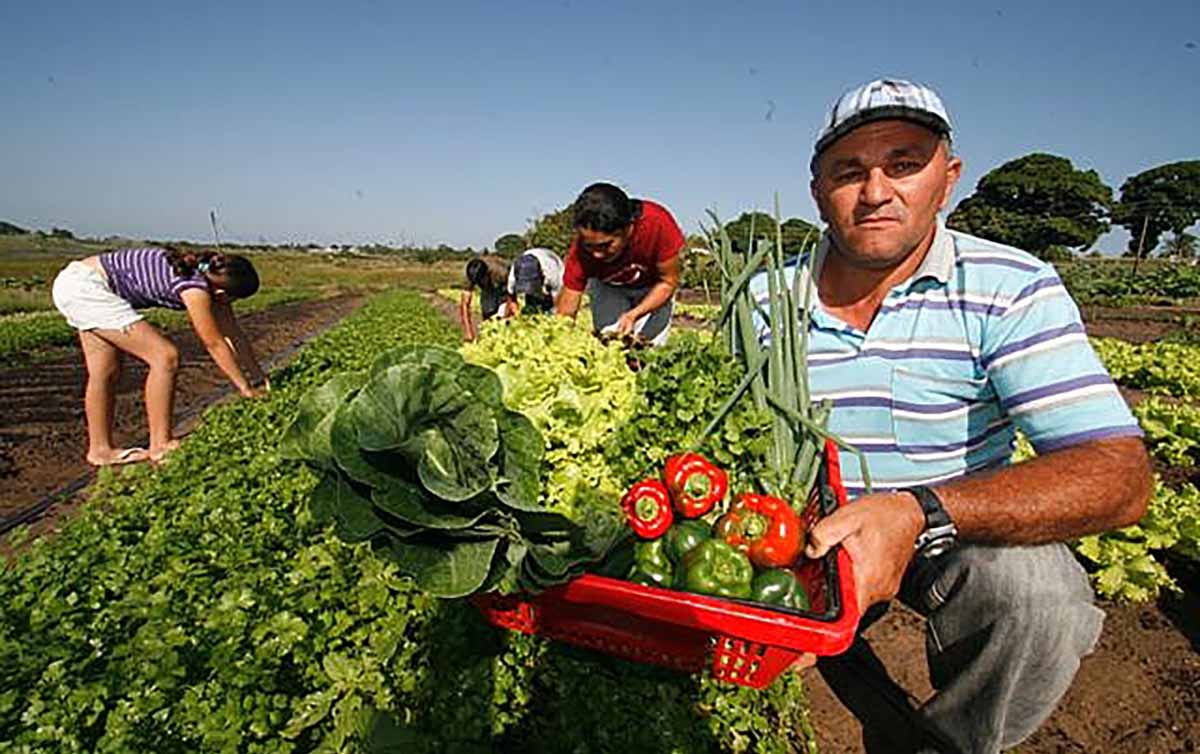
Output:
[697, 200, 871, 508]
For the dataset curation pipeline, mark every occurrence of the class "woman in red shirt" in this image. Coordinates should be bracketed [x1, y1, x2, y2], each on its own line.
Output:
[555, 183, 684, 345]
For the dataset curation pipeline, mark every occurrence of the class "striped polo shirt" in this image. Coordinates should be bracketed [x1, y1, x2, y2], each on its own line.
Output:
[751, 220, 1141, 497]
[99, 247, 209, 310]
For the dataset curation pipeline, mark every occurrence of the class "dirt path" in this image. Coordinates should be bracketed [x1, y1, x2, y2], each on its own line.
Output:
[0, 295, 362, 524]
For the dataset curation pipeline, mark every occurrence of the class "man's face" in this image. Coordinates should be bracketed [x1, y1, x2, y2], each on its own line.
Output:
[576, 226, 631, 263]
[811, 120, 962, 270]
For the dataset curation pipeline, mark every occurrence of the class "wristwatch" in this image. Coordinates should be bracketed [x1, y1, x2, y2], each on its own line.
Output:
[901, 485, 958, 559]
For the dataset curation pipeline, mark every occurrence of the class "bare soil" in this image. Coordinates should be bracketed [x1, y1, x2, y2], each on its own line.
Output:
[0, 295, 362, 523]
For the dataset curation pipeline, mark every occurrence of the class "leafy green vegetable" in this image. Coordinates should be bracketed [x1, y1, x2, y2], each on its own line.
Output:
[284, 343, 616, 598]
[461, 315, 637, 522]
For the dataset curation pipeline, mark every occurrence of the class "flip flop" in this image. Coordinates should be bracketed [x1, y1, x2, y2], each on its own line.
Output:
[88, 447, 149, 467]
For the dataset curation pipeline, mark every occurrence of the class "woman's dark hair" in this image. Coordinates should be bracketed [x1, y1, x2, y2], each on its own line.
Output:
[572, 182, 643, 233]
[466, 258, 490, 287]
[165, 248, 259, 299]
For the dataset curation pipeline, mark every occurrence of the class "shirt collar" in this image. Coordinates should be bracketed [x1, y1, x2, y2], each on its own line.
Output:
[811, 216, 954, 293]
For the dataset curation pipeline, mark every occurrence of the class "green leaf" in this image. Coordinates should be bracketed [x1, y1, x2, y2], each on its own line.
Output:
[371, 481, 509, 531]
[369, 344, 464, 376]
[350, 364, 499, 502]
[280, 371, 368, 468]
[314, 473, 388, 543]
[456, 362, 505, 408]
[385, 536, 501, 598]
[492, 410, 545, 512]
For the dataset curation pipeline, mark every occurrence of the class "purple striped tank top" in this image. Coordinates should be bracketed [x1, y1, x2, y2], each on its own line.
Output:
[98, 248, 209, 310]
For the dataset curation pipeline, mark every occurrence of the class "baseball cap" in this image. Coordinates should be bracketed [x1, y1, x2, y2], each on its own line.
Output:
[813, 78, 953, 165]
[512, 254, 545, 295]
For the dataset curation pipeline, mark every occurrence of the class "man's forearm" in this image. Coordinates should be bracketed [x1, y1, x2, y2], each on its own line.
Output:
[936, 436, 1152, 545]
[627, 280, 676, 319]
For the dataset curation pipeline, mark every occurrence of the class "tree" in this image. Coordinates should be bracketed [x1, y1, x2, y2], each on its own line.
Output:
[721, 212, 821, 256]
[493, 233, 526, 258]
[947, 153, 1113, 257]
[0, 221, 28, 235]
[50, 227, 76, 240]
[1113, 161, 1200, 256]
[525, 205, 574, 254]
[1163, 232, 1197, 260]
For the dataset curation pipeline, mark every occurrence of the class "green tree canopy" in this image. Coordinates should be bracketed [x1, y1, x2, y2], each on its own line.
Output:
[1112, 161, 1200, 256]
[493, 233, 526, 258]
[0, 221, 28, 235]
[947, 153, 1113, 257]
[525, 205, 574, 254]
[721, 212, 821, 256]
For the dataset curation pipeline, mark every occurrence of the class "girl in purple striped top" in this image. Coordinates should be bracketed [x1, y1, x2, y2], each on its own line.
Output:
[51, 246, 268, 466]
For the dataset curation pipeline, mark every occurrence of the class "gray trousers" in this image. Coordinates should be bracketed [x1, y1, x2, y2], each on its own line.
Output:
[818, 543, 1104, 754]
[587, 280, 673, 346]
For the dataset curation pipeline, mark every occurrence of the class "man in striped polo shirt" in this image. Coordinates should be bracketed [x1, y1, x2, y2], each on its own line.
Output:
[780, 80, 1152, 754]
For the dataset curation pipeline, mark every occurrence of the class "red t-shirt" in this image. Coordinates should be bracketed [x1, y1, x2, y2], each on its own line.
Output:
[562, 199, 684, 291]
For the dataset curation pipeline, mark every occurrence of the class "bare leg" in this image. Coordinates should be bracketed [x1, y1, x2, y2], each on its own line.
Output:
[78, 330, 145, 465]
[92, 321, 180, 460]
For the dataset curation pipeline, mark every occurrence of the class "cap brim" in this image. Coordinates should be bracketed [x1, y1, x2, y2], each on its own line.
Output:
[513, 280, 542, 295]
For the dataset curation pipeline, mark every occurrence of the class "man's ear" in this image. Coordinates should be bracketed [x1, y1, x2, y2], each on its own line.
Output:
[940, 155, 964, 211]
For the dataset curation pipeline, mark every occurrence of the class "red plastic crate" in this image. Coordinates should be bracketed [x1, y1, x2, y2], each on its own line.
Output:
[474, 439, 860, 688]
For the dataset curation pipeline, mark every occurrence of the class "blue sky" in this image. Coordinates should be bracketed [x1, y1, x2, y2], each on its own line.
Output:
[3, 0, 1197, 252]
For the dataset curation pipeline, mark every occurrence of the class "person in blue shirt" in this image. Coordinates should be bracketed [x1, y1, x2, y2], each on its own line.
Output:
[774, 79, 1152, 754]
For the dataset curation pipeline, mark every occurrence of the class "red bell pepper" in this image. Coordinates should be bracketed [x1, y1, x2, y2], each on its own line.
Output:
[663, 452, 728, 519]
[714, 493, 803, 568]
[621, 479, 674, 539]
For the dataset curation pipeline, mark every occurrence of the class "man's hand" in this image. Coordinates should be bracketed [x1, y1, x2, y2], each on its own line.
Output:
[614, 310, 640, 336]
[240, 386, 267, 399]
[805, 492, 925, 615]
[788, 492, 924, 674]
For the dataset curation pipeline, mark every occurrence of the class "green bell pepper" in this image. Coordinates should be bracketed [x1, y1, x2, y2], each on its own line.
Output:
[627, 538, 674, 588]
[678, 539, 753, 599]
[664, 520, 711, 564]
[750, 568, 810, 610]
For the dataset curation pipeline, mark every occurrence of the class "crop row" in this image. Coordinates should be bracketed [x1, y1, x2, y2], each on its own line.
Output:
[0, 291, 816, 754]
[0, 288, 316, 364]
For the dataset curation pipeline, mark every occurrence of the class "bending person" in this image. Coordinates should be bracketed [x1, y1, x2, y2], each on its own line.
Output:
[52, 246, 268, 466]
[459, 255, 510, 342]
[555, 182, 684, 346]
[507, 247, 564, 316]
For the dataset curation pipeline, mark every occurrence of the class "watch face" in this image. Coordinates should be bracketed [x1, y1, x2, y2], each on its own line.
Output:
[920, 538, 956, 560]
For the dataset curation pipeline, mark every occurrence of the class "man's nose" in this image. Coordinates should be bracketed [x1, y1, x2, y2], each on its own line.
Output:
[859, 167, 894, 206]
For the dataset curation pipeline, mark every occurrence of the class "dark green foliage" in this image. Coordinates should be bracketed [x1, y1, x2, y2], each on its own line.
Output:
[0, 220, 28, 235]
[525, 205, 574, 255]
[1113, 161, 1200, 256]
[948, 153, 1113, 257]
[1056, 260, 1200, 305]
[722, 213, 820, 257]
[493, 233, 526, 258]
[606, 330, 774, 492]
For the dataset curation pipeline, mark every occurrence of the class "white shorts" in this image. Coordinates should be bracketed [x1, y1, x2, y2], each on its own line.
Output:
[51, 261, 144, 332]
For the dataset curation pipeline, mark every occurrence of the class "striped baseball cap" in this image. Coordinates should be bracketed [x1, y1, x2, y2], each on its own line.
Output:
[813, 78, 953, 162]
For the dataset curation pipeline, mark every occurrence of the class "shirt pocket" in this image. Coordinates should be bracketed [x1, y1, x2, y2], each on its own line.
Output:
[890, 367, 989, 463]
